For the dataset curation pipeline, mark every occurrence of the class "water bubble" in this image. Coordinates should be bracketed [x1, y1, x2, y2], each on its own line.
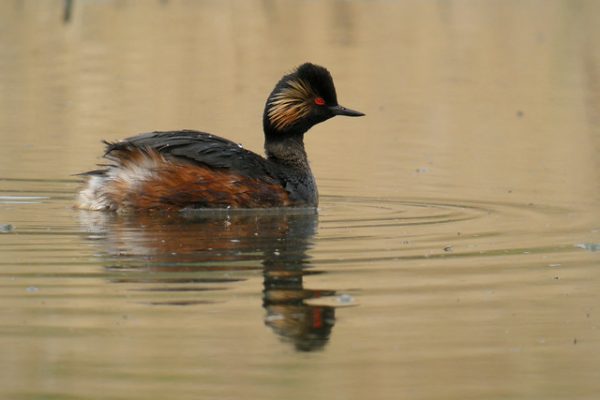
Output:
[337, 294, 353, 304]
[576, 243, 600, 252]
[0, 224, 13, 233]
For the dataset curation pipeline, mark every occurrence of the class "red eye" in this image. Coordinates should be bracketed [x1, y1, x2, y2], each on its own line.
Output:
[314, 97, 325, 106]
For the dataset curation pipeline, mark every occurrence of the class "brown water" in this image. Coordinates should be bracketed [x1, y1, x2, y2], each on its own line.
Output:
[1, 1, 600, 399]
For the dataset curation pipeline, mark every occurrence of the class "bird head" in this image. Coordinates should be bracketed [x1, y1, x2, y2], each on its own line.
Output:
[263, 63, 364, 138]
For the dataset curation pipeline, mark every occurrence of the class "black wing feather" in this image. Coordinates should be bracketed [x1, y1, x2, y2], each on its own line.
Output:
[105, 130, 279, 180]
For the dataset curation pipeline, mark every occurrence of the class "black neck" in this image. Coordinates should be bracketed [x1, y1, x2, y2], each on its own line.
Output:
[264, 132, 309, 170]
[263, 108, 313, 169]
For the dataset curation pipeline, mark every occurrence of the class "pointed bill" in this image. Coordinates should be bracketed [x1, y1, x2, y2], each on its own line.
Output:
[329, 105, 365, 117]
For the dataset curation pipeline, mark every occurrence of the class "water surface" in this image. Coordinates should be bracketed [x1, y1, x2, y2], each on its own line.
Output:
[1, 1, 599, 399]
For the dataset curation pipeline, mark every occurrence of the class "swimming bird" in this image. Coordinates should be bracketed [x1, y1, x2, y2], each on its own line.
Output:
[77, 62, 364, 211]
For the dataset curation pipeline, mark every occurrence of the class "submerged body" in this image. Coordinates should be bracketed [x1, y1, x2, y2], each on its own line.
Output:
[77, 63, 363, 211]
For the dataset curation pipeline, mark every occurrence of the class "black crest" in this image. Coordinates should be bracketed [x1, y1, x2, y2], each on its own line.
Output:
[294, 63, 338, 104]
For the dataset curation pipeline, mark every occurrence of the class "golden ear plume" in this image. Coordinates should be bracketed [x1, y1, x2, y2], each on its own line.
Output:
[268, 79, 316, 131]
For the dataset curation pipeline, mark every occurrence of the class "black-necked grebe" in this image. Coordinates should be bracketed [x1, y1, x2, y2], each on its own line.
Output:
[77, 63, 364, 211]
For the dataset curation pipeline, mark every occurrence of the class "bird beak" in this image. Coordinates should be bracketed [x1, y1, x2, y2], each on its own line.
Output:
[329, 105, 365, 117]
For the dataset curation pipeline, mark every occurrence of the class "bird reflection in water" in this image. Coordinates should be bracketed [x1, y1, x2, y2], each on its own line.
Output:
[79, 209, 336, 351]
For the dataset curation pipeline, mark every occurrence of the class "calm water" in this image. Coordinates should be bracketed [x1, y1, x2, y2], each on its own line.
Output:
[1, 1, 600, 399]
